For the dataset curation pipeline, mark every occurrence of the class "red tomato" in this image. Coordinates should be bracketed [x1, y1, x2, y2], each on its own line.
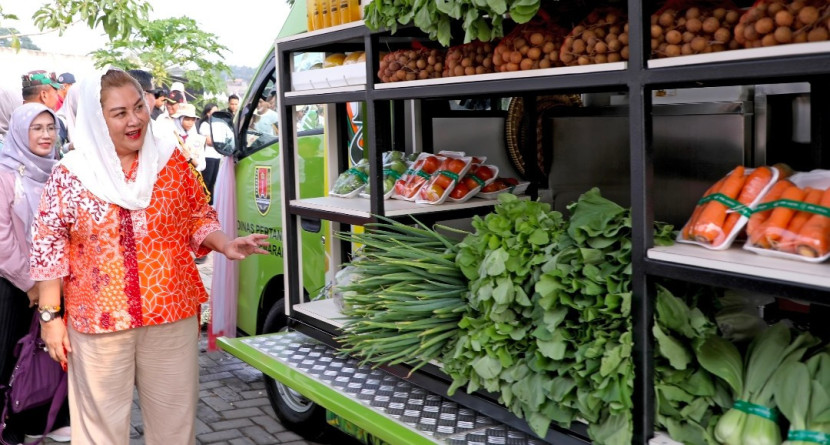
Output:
[482, 181, 508, 193]
[433, 174, 453, 190]
[450, 183, 470, 199]
[463, 177, 480, 190]
[447, 159, 467, 174]
[475, 166, 494, 181]
[422, 156, 441, 174]
[502, 177, 519, 186]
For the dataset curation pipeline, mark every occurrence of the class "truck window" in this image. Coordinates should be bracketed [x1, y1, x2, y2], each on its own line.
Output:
[245, 71, 279, 151]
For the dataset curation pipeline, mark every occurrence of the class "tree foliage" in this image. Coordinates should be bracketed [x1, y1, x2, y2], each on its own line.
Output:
[0, 27, 40, 50]
[32, 0, 151, 40]
[92, 17, 231, 99]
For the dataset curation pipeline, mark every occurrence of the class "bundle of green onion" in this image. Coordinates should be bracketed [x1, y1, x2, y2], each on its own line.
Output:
[335, 218, 468, 374]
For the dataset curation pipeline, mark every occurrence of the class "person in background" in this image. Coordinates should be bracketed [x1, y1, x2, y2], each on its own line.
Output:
[154, 89, 184, 142]
[169, 81, 186, 103]
[164, 90, 184, 118]
[197, 103, 222, 205]
[173, 103, 207, 172]
[226, 94, 239, 116]
[30, 68, 268, 445]
[0, 87, 23, 151]
[56, 85, 80, 155]
[253, 91, 278, 136]
[21, 71, 61, 112]
[55, 72, 76, 110]
[22, 71, 67, 151]
[150, 88, 167, 120]
[0, 103, 71, 444]
[127, 70, 156, 111]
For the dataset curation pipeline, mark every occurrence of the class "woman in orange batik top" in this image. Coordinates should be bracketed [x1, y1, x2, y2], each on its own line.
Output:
[29, 69, 268, 445]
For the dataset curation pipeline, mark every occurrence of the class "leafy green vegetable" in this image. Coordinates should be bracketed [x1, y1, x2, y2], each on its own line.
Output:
[445, 189, 674, 444]
[364, 0, 540, 46]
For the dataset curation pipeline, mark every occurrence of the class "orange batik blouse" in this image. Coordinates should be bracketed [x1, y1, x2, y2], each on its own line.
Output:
[30, 150, 221, 334]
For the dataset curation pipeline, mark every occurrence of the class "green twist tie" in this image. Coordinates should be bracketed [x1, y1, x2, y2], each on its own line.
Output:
[438, 170, 460, 181]
[788, 430, 830, 444]
[383, 168, 401, 180]
[347, 167, 368, 183]
[466, 174, 486, 187]
[697, 193, 752, 217]
[416, 170, 432, 180]
[753, 199, 830, 218]
[734, 400, 778, 421]
[404, 168, 415, 176]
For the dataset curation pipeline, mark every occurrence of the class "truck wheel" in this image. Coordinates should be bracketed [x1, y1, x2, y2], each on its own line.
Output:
[261, 299, 332, 442]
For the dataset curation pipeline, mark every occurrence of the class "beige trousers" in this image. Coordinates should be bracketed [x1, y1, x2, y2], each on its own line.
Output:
[67, 316, 199, 445]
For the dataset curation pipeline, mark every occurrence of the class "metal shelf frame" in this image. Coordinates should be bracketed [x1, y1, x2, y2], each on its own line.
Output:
[274, 2, 830, 443]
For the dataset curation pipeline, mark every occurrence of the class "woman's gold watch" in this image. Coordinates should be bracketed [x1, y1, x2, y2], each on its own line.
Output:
[38, 305, 61, 323]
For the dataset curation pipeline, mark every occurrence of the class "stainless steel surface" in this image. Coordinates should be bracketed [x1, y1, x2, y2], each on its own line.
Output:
[243, 332, 547, 445]
[432, 117, 520, 179]
[547, 102, 752, 227]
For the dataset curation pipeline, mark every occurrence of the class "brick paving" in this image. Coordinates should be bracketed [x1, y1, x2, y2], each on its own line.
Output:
[41, 253, 347, 445]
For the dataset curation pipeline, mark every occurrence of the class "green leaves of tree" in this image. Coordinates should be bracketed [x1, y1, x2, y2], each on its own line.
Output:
[92, 16, 231, 100]
[365, 0, 540, 46]
[32, 0, 151, 40]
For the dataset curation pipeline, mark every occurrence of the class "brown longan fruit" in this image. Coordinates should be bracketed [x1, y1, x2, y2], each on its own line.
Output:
[774, 26, 793, 43]
[762, 34, 778, 46]
[595, 41, 608, 54]
[463, 66, 475, 75]
[794, 32, 808, 43]
[621, 46, 630, 59]
[652, 38, 660, 50]
[714, 27, 731, 43]
[712, 43, 726, 52]
[681, 43, 693, 55]
[703, 17, 721, 33]
[687, 7, 701, 19]
[595, 54, 608, 64]
[808, 27, 829, 42]
[619, 32, 629, 45]
[755, 17, 775, 35]
[659, 12, 675, 27]
[608, 39, 622, 52]
[713, 8, 727, 20]
[606, 13, 619, 24]
[607, 52, 621, 62]
[539, 58, 552, 68]
[651, 25, 663, 38]
[510, 51, 522, 64]
[666, 29, 683, 44]
[799, 6, 820, 26]
[416, 59, 427, 69]
[514, 38, 527, 50]
[573, 39, 586, 54]
[686, 17, 703, 32]
[527, 47, 542, 60]
[725, 10, 740, 24]
[506, 62, 519, 71]
[453, 65, 464, 76]
[418, 70, 429, 79]
[735, 23, 747, 43]
[549, 51, 558, 62]
[560, 53, 574, 64]
[683, 31, 695, 42]
[744, 24, 759, 41]
[529, 32, 545, 46]
[665, 44, 681, 57]
[543, 41, 556, 53]
[691, 36, 707, 52]
[775, 10, 795, 27]
[577, 55, 591, 65]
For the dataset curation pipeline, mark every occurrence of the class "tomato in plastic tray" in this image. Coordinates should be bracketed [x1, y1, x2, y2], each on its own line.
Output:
[417, 156, 474, 205]
[393, 153, 445, 201]
[448, 164, 499, 202]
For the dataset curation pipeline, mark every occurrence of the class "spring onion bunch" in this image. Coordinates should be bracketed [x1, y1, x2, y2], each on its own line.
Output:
[336, 218, 468, 374]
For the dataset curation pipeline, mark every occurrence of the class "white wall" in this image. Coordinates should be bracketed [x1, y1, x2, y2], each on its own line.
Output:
[0, 47, 98, 92]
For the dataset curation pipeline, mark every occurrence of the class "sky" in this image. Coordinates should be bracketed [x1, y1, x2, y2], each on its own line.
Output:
[2, 0, 292, 67]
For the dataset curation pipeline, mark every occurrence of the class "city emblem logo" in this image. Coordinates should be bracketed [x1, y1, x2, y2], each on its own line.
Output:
[255, 166, 271, 216]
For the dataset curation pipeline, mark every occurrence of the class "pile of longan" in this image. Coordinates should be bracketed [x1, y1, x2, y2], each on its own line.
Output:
[378, 49, 445, 83]
[651, 7, 741, 57]
[492, 27, 565, 72]
[560, 9, 630, 66]
[444, 41, 496, 77]
[735, 0, 829, 47]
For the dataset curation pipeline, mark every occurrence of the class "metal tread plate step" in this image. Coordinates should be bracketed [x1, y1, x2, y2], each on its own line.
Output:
[222, 331, 548, 445]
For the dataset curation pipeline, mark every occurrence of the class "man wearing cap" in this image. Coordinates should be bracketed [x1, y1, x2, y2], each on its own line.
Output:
[21, 70, 61, 111]
[154, 89, 185, 144]
[55, 72, 76, 110]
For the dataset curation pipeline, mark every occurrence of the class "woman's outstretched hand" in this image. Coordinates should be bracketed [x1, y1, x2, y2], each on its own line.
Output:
[221, 233, 270, 260]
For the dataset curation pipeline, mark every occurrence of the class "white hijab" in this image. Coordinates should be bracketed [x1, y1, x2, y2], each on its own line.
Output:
[60, 69, 175, 210]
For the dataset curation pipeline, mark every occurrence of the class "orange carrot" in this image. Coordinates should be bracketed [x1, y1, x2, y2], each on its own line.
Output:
[691, 166, 747, 244]
[755, 185, 807, 249]
[682, 177, 726, 240]
[719, 166, 774, 245]
[795, 188, 830, 258]
[747, 179, 793, 240]
[777, 187, 823, 252]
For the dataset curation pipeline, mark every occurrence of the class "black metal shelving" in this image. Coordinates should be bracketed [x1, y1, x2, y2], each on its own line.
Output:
[275, 5, 830, 444]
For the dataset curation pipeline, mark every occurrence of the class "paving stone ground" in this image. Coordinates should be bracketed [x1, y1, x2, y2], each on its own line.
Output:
[42, 253, 355, 445]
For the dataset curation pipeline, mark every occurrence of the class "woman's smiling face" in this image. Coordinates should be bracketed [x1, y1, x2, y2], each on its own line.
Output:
[28, 111, 56, 158]
[101, 85, 149, 157]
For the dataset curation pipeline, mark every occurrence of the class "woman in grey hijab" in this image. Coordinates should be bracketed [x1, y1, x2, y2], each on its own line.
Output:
[0, 86, 23, 151]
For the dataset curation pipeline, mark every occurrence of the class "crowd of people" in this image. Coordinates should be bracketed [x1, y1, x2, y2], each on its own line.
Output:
[0, 68, 262, 445]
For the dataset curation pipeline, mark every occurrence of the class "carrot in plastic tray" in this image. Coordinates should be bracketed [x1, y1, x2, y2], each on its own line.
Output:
[392, 153, 445, 201]
[416, 156, 473, 205]
[743, 169, 830, 262]
[678, 165, 779, 250]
